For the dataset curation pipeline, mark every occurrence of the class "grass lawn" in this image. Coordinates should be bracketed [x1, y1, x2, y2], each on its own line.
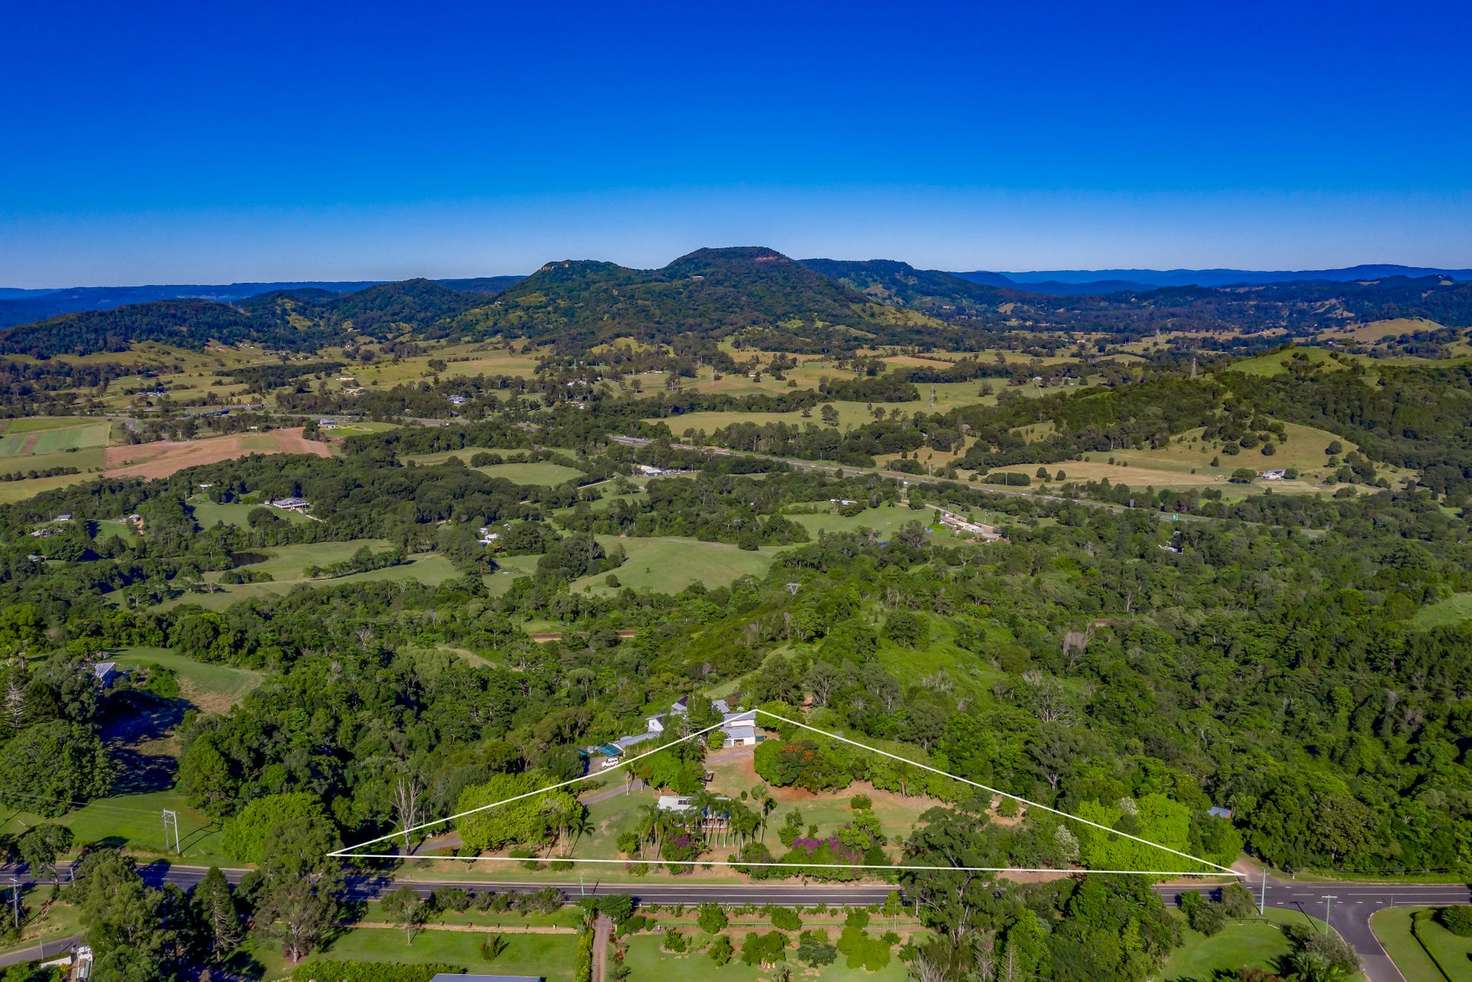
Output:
[264, 928, 581, 981]
[190, 496, 312, 529]
[0, 900, 82, 958]
[0, 788, 232, 866]
[1162, 907, 1358, 982]
[623, 933, 909, 980]
[0, 471, 97, 503]
[324, 420, 400, 438]
[157, 540, 461, 611]
[1411, 593, 1472, 630]
[112, 646, 264, 711]
[478, 461, 585, 485]
[570, 536, 782, 596]
[94, 517, 142, 543]
[786, 503, 928, 539]
[485, 553, 542, 594]
[1372, 906, 1472, 982]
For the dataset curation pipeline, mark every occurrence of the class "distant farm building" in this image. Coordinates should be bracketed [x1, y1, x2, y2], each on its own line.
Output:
[268, 496, 311, 513]
[938, 510, 1002, 541]
[1260, 469, 1287, 481]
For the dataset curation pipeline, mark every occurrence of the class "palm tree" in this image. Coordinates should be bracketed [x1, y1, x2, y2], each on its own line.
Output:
[759, 795, 777, 843]
[565, 808, 594, 858]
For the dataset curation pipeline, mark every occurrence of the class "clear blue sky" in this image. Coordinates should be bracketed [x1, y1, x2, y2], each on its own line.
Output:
[4, 1, 1471, 285]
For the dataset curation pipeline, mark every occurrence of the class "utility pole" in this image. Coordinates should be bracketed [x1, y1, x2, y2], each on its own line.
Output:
[162, 809, 181, 855]
[1321, 895, 1337, 933]
[1259, 873, 1267, 915]
[9, 876, 18, 930]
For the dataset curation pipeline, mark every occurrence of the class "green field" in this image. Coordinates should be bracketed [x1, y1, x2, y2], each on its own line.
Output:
[787, 503, 929, 539]
[486, 552, 542, 594]
[479, 460, 586, 485]
[0, 470, 97, 503]
[1161, 907, 1355, 981]
[570, 535, 783, 595]
[1372, 906, 1472, 982]
[112, 646, 265, 710]
[190, 496, 313, 528]
[0, 788, 231, 866]
[1411, 593, 1472, 630]
[623, 933, 908, 981]
[0, 416, 111, 449]
[323, 420, 400, 437]
[0, 901, 82, 961]
[404, 446, 530, 466]
[160, 539, 462, 610]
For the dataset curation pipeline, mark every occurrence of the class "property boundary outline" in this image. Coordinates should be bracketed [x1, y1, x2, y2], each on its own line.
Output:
[331, 709, 1243, 879]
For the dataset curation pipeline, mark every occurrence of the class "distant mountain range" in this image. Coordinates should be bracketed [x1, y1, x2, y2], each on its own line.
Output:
[0, 276, 524, 328]
[6, 263, 1470, 327]
[2, 249, 1471, 357]
[953, 264, 1472, 296]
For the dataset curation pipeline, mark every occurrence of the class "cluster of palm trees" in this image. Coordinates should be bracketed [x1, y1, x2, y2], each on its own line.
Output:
[545, 794, 594, 859]
[624, 789, 781, 861]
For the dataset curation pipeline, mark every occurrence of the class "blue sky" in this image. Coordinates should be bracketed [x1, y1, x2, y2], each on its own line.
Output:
[4, 1, 1471, 285]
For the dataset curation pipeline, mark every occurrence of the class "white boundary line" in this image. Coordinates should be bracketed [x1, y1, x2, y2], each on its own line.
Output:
[332, 709, 1242, 878]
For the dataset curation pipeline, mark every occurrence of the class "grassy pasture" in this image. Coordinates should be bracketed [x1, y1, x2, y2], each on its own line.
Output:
[112, 646, 265, 711]
[478, 460, 585, 485]
[983, 419, 1412, 494]
[158, 540, 461, 610]
[404, 446, 530, 466]
[0, 788, 231, 866]
[570, 536, 781, 595]
[189, 496, 312, 529]
[323, 419, 400, 438]
[786, 503, 927, 539]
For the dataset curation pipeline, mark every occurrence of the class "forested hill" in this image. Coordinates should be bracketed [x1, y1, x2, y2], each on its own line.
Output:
[0, 277, 502, 356]
[444, 246, 939, 347]
[799, 258, 1025, 318]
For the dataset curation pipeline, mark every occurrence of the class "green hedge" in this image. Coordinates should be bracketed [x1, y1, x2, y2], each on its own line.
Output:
[292, 961, 466, 982]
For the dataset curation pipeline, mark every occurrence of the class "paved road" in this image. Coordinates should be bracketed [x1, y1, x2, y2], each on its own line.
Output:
[4, 862, 1465, 979]
[0, 934, 80, 970]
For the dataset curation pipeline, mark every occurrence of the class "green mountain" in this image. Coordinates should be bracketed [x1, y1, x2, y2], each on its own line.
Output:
[799, 258, 1024, 319]
[0, 278, 501, 356]
[447, 247, 941, 347]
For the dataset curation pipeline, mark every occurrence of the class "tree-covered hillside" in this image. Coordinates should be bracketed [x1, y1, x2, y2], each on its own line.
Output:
[445, 246, 939, 348]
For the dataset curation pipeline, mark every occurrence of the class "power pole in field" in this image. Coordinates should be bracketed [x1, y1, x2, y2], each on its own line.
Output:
[162, 809, 181, 855]
[1259, 873, 1267, 915]
[9, 876, 18, 930]
[1321, 895, 1337, 933]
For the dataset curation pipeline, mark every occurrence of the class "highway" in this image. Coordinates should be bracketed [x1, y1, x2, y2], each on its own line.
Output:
[4, 861, 1466, 980]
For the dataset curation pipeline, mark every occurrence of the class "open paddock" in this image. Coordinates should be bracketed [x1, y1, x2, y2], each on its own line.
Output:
[104, 427, 331, 479]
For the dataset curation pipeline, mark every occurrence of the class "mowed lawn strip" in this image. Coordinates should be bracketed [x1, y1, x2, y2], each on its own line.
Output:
[1371, 906, 1472, 982]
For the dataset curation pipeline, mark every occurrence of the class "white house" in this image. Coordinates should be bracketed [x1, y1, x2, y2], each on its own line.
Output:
[477, 527, 501, 545]
[269, 497, 311, 513]
[636, 464, 668, 477]
[657, 794, 695, 813]
[720, 709, 761, 747]
[1260, 469, 1287, 481]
